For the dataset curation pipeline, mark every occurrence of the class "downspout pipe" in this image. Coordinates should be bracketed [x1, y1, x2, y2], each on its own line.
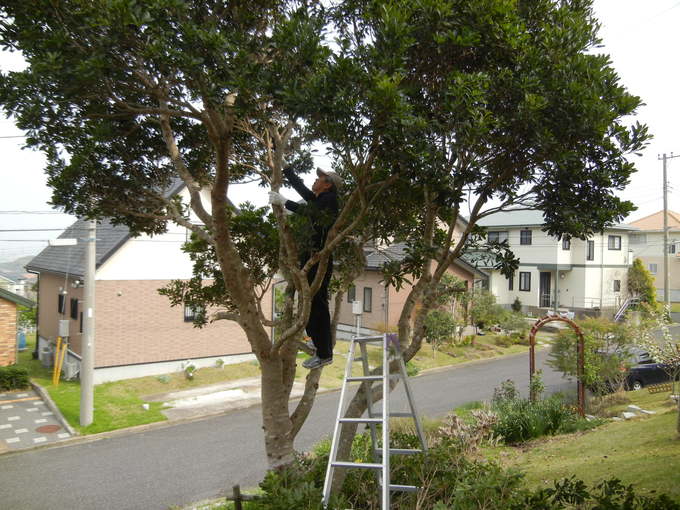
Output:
[27, 269, 40, 359]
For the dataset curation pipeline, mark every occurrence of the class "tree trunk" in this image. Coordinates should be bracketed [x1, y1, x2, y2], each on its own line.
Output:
[260, 355, 296, 469]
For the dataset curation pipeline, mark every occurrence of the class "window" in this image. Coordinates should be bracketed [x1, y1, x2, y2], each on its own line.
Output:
[608, 235, 621, 250]
[669, 244, 677, 254]
[629, 233, 647, 244]
[488, 231, 509, 243]
[70, 298, 78, 320]
[562, 237, 571, 250]
[363, 287, 372, 313]
[587, 240, 595, 261]
[520, 229, 532, 245]
[347, 285, 356, 303]
[649, 263, 658, 274]
[57, 293, 66, 314]
[508, 273, 514, 291]
[184, 304, 204, 322]
[519, 272, 531, 291]
[79, 312, 83, 334]
[613, 280, 621, 292]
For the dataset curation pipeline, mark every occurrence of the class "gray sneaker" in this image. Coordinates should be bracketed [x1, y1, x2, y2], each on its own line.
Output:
[302, 355, 333, 370]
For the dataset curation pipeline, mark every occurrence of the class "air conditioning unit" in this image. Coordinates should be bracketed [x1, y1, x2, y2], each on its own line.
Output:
[62, 359, 80, 381]
[39, 347, 54, 368]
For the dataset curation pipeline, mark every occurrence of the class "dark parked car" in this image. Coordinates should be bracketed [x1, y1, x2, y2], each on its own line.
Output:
[624, 350, 673, 391]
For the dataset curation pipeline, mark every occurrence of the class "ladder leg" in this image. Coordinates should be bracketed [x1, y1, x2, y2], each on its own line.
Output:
[396, 348, 428, 452]
[381, 334, 390, 510]
[322, 339, 358, 507]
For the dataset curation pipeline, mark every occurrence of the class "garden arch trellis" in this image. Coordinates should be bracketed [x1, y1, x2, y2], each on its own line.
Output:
[529, 315, 585, 417]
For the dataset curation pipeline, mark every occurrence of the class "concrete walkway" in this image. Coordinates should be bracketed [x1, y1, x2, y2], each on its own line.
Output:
[0, 388, 72, 453]
[143, 377, 308, 421]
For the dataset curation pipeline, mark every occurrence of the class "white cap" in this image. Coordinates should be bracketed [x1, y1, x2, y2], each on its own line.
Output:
[316, 168, 342, 191]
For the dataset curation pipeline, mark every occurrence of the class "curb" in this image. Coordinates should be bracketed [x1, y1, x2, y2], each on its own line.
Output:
[30, 381, 78, 437]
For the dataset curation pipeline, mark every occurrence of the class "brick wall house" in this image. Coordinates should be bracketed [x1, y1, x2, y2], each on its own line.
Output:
[26, 183, 261, 383]
[330, 241, 487, 336]
[0, 288, 34, 367]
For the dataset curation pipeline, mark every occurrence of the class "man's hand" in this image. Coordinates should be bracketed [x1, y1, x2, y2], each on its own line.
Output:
[268, 191, 287, 206]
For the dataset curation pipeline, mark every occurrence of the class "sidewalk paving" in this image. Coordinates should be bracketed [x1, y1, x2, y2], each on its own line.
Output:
[0, 388, 72, 453]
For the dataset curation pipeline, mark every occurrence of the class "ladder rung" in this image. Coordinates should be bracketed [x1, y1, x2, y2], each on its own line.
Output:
[376, 448, 422, 455]
[365, 411, 413, 419]
[331, 461, 382, 470]
[339, 417, 382, 424]
[389, 412, 414, 418]
[353, 336, 384, 343]
[347, 375, 382, 382]
[389, 484, 419, 492]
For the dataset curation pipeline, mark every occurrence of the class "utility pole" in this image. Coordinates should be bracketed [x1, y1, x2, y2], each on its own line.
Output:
[80, 219, 96, 426]
[659, 153, 679, 311]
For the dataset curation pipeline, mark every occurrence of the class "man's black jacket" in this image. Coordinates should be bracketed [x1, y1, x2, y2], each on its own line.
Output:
[283, 167, 339, 261]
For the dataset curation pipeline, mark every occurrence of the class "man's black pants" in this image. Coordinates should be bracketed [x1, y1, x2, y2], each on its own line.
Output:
[306, 258, 333, 359]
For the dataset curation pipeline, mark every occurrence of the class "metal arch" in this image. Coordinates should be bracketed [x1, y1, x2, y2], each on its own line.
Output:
[528, 315, 585, 417]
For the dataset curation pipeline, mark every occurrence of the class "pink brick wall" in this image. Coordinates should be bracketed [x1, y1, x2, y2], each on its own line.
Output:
[38, 273, 265, 368]
[0, 299, 17, 366]
[94, 280, 255, 367]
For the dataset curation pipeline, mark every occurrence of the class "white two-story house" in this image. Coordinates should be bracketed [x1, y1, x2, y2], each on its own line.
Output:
[473, 210, 636, 314]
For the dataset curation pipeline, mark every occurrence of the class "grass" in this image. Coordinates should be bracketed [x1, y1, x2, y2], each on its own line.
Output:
[671, 302, 680, 313]
[496, 389, 680, 499]
[16, 331, 544, 435]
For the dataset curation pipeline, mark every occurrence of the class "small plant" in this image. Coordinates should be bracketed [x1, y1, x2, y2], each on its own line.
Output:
[511, 297, 522, 313]
[156, 374, 171, 384]
[0, 365, 30, 390]
[184, 363, 197, 380]
[215, 358, 225, 369]
[405, 361, 419, 377]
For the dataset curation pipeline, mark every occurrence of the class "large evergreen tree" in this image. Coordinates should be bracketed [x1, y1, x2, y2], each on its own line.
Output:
[0, 0, 648, 475]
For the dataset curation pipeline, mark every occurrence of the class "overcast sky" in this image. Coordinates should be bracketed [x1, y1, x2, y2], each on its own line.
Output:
[1, 0, 678, 262]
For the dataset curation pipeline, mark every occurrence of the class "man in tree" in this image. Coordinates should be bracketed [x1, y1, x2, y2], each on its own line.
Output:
[269, 167, 342, 369]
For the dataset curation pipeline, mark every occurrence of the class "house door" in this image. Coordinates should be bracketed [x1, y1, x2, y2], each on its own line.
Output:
[539, 272, 551, 308]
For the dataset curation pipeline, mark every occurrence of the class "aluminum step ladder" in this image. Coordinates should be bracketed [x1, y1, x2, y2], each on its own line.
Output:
[322, 334, 427, 509]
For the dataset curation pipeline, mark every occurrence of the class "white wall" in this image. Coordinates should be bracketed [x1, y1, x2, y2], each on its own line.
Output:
[96, 187, 210, 280]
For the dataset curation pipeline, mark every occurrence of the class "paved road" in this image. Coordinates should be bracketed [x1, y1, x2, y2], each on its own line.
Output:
[0, 350, 573, 510]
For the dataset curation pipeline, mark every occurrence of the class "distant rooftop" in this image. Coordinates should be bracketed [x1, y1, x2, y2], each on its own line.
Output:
[627, 210, 680, 231]
[476, 209, 637, 231]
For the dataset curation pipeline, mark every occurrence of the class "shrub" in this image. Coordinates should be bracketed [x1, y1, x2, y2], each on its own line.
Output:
[0, 365, 30, 390]
[494, 335, 515, 348]
[511, 297, 522, 313]
[423, 309, 457, 352]
[490, 379, 590, 443]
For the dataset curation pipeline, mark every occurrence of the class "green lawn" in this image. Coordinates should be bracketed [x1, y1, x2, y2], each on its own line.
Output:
[17, 332, 543, 435]
[671, 302, 680, 313]
[497, 390, 680, 499]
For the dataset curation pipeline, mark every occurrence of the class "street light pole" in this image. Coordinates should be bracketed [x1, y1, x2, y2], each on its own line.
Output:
[80, 219, 96, 426]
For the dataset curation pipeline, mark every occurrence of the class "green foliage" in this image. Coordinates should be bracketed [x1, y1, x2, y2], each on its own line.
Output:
[491, 379, 582, 443]
[512, 477, 680, 510]
[628, 258, 658, 309]
[0, 365, 30, 390]
[547, 317, 635, 394]
[17, 305, 36, 329]
[424, 309, 457, 350]
[469, 290, 504, 330]
[511, 297, 522, 313]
